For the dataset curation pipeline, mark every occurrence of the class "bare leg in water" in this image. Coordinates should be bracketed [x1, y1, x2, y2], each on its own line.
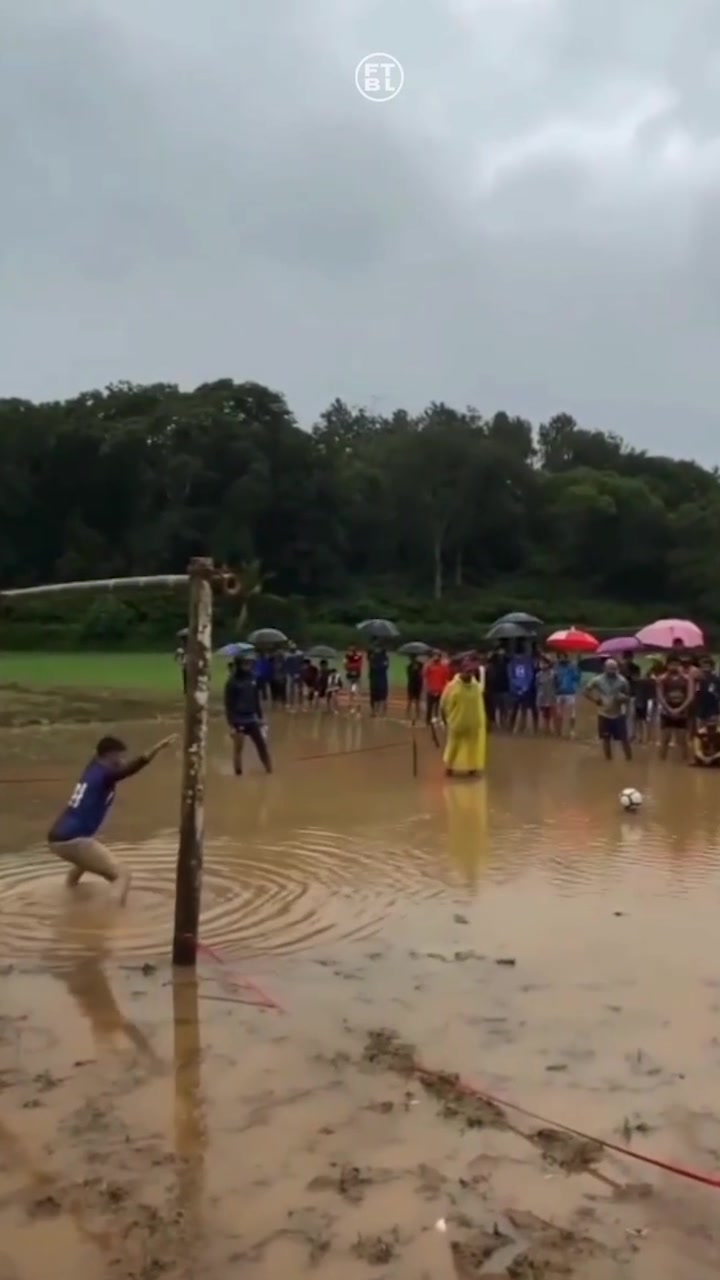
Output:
[232, 724, 272, 775]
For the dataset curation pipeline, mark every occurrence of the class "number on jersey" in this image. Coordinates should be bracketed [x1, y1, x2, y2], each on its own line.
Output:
[69, 783, 87, 808]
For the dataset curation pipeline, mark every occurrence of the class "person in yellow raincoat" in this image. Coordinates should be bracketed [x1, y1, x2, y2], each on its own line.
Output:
[440, 657, 487, 778]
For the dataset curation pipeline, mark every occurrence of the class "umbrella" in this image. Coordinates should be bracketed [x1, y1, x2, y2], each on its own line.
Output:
[492, 610, 543, 629]
[216, 641, 256, 658]
[356, 618, 400, 641]
[176, 628, 188, 639]
[307, 645, 337, 660]
[597, 636, 644, 657]
[398, 641, 432, 657]
[247, 627, 288, 649]
[547, 627, 599, 653]
[635, 618, 704, 650]
[485, 620, 530, 642]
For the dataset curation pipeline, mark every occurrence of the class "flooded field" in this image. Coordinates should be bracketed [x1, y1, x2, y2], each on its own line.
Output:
[2, 712, 720, 1278]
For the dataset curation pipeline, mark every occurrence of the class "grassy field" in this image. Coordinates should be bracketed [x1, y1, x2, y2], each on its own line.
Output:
[0, 651, 409, 692]
[0, 652, 181, 691]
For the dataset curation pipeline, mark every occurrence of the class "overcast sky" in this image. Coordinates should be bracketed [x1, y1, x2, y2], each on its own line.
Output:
[1, 0, 719, 461]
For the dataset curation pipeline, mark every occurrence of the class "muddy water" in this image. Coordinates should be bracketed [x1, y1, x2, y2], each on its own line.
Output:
[2, 715, 720, 1278]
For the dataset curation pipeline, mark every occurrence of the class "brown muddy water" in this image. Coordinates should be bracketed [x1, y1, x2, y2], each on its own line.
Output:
[2, 714, 720, 1278]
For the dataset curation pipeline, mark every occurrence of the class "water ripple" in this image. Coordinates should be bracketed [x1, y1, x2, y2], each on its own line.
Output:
[0, 825, 446, 962]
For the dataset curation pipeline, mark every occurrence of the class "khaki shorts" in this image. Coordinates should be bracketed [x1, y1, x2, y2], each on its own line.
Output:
[49, 837, 119, 882]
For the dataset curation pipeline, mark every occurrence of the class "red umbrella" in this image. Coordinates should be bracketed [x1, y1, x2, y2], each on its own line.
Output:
[547, 627, 599, 653]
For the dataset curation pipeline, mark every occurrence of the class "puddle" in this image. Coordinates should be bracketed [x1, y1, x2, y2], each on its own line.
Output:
[2, 713, 720, 1277]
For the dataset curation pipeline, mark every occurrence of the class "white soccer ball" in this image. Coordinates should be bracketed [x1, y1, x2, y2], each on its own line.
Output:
[619, 787, 643, 811]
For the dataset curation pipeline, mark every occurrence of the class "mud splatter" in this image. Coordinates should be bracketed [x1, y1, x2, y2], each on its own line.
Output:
[531, 1127, 603, 1173]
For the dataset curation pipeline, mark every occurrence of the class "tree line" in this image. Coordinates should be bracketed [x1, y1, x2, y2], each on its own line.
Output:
[0, 379, 718, 647]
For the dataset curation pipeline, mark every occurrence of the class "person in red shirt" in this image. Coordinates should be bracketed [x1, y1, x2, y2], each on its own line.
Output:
[344, 646, 363, 715]
[424, 651, 450, 724]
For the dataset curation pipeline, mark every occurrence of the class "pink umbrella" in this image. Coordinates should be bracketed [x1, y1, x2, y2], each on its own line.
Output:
[597, 636, 644, 656]
[635, 618, 704, 650]
[547, 627, 599, 653]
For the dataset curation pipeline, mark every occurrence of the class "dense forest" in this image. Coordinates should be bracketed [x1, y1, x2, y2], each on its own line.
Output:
[0, 379, 718, 649]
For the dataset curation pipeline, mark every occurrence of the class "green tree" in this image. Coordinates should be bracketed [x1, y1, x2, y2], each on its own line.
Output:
[1, 379, 720, 641]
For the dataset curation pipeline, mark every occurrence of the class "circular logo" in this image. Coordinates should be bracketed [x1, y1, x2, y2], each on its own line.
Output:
[355, 53, 404, 102]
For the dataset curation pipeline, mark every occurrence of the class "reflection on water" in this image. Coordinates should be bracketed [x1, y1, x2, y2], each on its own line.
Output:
[2, 718, 720, 962]
[172, 971, 206, 1239]
[443, 779, 489, 887]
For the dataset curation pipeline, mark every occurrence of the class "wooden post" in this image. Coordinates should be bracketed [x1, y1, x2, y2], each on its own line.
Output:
[172, 557, 214, 966]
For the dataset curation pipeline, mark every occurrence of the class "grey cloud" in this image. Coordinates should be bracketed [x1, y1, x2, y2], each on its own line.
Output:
[0, 0, 719, 461]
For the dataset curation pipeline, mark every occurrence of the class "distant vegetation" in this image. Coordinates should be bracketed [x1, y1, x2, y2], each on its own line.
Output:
[1, 380, 717, 650]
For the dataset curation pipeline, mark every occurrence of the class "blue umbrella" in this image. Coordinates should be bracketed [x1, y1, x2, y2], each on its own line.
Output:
[216, 641, 256, 658]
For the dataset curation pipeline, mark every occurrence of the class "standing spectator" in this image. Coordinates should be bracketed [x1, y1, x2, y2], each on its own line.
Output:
[344, 645, 364, 715]
[406, 656, 424, 723]
[584, 658, 632, 761]
[484, 646, 510, 729]
[508, 643, 537, 733]
[424, 651, 450, 725]
[174, 635, 187, 693]
[620, 649, 641, 740]
[536, 655, 556, 733]
[285, 643, 304, 711]
[254, 652, 272, 703]
[368, 644, 389, 716]
[553, 652, 581, 737]
[302, 657, 319, 707]
[269, 650, 286, 707]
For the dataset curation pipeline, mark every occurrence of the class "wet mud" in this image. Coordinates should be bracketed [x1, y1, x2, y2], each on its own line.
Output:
[3, 713, 720, 1277]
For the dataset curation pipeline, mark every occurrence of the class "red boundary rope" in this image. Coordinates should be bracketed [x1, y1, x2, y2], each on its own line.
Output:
[195, 939, 285, 1013]
[410, 1060, 720, 1190]
[190, 941, 720, 1189]
[0, 736, 410, 783]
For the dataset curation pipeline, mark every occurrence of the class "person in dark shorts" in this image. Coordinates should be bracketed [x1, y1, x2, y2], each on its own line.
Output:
[584, 658, 632, 760]
[224, 657, 272, 775]
[301, 658, 319, 707]
[316, 658, 330, 702]
[254, 653, 272, 703]
[508, 644, 538, 733]
[285, 643, 304, 710]
[406, 656, 424, 723]
[694, 656, 720, 725]
[485, 647, 510, 729]
[632, 668, 655, 744]
[368, 645, 389, 717]
[269, 651, 287, 707]
[656, 654, 694, 760]
[620, 650, 641, 738]
[690, 656, 720, 765]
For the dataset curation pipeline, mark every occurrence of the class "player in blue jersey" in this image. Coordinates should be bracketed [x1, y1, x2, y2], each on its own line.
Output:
[48, 733, 175, 903]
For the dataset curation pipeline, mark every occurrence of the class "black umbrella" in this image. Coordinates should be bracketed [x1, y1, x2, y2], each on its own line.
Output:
[398, 641, 431, 657]
[485, 620, 531, 642]
[307, 644, 337, 660]
[247, 627, 289, 649]
[492, 610, 543, 629]
[356, 618, 400, 641]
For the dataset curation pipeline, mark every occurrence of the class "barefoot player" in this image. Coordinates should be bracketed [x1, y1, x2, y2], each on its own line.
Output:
[48, 734, 176, 903]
